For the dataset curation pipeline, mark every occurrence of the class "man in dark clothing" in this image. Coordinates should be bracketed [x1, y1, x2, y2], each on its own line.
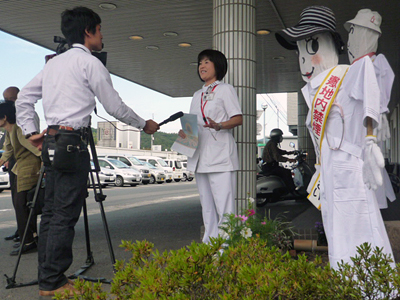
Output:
[262, 128, 297, 192]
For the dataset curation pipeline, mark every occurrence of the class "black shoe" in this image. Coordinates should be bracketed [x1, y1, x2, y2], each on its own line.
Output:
[10, 242, 37, 256]
[13, 242, 20, 249]
[5, 233, 17, 241]
[13, 236, 20, 242]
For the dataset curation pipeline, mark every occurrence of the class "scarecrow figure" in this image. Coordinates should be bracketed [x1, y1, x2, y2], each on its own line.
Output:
[345, 9, 396, 209]
[275, 6, 394, 268]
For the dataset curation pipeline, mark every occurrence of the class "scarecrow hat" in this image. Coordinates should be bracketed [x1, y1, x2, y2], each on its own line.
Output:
[275, 5, 344, 54]
[344, 9, 382, 35]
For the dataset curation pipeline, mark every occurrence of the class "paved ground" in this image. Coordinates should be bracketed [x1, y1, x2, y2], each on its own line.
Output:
[1, 182, 398, 299]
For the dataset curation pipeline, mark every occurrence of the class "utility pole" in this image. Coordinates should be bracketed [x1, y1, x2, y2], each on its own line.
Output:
[261, 103, 268, 145]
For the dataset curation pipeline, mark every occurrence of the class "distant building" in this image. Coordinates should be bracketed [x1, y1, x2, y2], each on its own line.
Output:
[287, 92, 298, 136]
[97, 121, 140, 149]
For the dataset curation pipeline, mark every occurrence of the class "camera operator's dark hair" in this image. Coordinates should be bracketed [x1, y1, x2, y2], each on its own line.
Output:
[197, 49, 228, 81]
[61, 6, 101, 47]
[0, 101, 16, 124]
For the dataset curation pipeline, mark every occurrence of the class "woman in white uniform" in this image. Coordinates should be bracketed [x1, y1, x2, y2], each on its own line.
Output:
[179, 49, 242, 243]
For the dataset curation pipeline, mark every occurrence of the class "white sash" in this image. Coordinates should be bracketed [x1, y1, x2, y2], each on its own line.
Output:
[307, 65, 349, 210]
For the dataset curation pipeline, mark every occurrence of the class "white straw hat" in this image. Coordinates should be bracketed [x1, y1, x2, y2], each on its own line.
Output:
[344, 9, 382, 34]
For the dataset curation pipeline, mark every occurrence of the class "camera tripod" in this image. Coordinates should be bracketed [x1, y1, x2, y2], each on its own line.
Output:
[5, 126, 116, 289]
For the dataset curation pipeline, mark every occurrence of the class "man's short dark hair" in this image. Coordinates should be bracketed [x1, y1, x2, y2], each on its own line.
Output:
[61, 6, 101, 46]
[0, 101, 16, 124]
[197, 49, 228, 81]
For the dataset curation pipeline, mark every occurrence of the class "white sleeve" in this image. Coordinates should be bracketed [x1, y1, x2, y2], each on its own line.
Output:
[347, 57, 380, 128]
[374, 54, 395, 114]
[15, 70, 43, 135]
[86, 59, 146, 129]
[223, 84, 242, 118]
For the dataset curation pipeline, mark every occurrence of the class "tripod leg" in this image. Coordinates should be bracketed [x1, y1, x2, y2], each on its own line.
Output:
[87, 126, 117, 271]
[5, 165, 45, 289]
[68, 198, 95, 279]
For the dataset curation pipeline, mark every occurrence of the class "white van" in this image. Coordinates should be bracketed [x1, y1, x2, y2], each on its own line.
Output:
[163, 158, 184, 182]
[98, 154, 152, 184]
[181, 161, 195, 182]
[135, 156, 174, 183]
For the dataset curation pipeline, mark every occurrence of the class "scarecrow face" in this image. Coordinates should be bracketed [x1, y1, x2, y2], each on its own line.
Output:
[347, 24, 379, 64]
[296, 33, 339, 82]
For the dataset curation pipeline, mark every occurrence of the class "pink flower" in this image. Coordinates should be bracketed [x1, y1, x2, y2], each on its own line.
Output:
[247, 209, 255, 217]
[261, 221, 266, 225]
[237, 215, 248, 222]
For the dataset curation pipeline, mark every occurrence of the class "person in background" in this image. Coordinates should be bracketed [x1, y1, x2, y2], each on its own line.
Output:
[2, 87, 19, 244]
[2, 86, 40, 249]
[179, 49, 242, 244]
[261, 128, 296, 193]
[16, 6, 159, 297]
[0, 101, 41, 256]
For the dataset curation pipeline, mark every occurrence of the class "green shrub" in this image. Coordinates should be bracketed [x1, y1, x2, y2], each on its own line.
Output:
[54, 240, 400, 300]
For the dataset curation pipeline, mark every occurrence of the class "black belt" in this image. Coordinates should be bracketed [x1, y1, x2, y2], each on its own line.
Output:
[47, 125, 88, 137]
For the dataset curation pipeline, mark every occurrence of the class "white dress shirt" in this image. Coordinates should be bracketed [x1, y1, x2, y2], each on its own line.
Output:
[16, 44, 146, 134]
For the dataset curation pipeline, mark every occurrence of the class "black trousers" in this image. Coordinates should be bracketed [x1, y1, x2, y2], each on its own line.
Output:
[12, 180, 37, 244]
[38, 133, 90, 291]
[263, 164, 296, 192]
[8, 157, 18, 238]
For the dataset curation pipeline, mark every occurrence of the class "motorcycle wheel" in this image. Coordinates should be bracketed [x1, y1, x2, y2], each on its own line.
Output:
[256, 194, 274, 207]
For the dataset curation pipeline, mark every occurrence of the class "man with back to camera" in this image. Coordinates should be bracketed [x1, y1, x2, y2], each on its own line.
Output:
[16, 6, 159, 297]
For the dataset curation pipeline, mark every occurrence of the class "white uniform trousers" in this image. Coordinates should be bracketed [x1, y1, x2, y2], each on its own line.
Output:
[195, 172, 236, 243]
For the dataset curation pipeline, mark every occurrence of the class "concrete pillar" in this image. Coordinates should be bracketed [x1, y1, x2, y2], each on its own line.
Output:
[297, 91, 316, 166]
[213, 0, 257, 212]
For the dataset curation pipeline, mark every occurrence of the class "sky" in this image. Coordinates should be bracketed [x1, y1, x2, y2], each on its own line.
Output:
[0, 30, 290, 138]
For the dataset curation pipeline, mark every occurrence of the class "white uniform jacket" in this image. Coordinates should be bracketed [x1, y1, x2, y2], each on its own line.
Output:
[302, 57, 394, 268]
[187, 81, 242, 173]
[373, 54, 396, 208]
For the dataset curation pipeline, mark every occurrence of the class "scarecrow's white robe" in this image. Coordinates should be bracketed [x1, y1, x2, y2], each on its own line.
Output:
[302, 56, 394, 268]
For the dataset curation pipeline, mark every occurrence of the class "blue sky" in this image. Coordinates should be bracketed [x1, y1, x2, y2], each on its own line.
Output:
[0, 30, 289, 137]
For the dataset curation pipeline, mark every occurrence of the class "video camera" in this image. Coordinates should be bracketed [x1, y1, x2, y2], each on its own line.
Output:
[52, 36, 107, 66]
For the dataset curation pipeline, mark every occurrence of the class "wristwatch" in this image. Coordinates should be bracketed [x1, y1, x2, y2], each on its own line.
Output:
[25, 131, 39, 139]
[217, 123, 223, 131]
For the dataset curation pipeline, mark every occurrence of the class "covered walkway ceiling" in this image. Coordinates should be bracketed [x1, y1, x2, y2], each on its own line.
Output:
[0, 0, 398, 103]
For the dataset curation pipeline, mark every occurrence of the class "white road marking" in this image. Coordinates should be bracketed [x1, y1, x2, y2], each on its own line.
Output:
[0, 193, 199, 229]
[85, 193, 199, 216]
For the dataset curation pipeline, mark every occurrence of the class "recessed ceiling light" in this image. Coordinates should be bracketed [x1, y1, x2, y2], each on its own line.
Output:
[129, 35, 143, 40]
[273, 56, 285, 60]
[257, 29, 271, 35]
[146, 45, 159, 50]
[178, 42, 192, 48]
[99, 3, 117, 10]
[163, 32, 178, 37]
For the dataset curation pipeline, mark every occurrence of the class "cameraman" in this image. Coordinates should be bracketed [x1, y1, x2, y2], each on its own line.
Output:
[16, 6, 159, 297]
[262, 128, 297, 193]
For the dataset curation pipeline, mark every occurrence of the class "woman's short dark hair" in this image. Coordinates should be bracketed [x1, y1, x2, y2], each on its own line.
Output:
[61, 6, 101, 47]
[0, 101, 16, 124]
[197, 49, 228, 81]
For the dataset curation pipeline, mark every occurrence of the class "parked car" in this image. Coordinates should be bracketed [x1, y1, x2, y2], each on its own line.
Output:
[181, 161, 195, 182]
[140, 161, 166, 184]
[98, 158, 142, 187]
[135, 156, 174, 183]
[88, 161, 116, 188]
[99, 154, 152, 184]
[163, 158, 184, 182]
[0, 165, 10, 193]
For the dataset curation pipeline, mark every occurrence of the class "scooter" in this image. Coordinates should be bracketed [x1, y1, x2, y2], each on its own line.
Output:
[256, 144, 315, 207]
